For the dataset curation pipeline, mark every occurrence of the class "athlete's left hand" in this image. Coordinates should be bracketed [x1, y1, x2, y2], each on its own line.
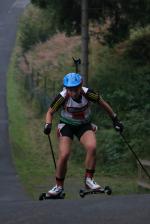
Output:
[44, 123, 52, 135]
[112, 116, 124, 133]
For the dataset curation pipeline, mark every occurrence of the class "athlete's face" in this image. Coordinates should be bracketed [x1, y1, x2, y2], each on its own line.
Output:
[67, 86, 82, 99]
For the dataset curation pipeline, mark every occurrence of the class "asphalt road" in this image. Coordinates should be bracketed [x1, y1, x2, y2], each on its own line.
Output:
[0, 1, 150, 223]
[0, 0, 30, 202]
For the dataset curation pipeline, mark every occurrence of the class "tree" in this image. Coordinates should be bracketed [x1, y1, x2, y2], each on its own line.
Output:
[31, 0, 150, 83]
[31, 0, 82, 35]
[31, 0, 150, 40]
[32, 0, 90, 85]
[81, 0, 89, 85]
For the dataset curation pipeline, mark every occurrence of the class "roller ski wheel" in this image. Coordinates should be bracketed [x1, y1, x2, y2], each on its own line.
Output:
[39, 191, 65, 200]
[104, 186, 112, 195]
[79, 186, 112, 198]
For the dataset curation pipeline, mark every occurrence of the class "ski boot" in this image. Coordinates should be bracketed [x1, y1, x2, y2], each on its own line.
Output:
[39, 185, 65, 200]
[79, 177, 112, 198]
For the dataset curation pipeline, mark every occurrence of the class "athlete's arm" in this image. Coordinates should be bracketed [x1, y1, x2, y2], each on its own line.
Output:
[85, 89, 116, 119]
[45, 94, 65, 123]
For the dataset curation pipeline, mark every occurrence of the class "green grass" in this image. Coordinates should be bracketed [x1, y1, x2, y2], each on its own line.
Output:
[7, 49, 55, 198]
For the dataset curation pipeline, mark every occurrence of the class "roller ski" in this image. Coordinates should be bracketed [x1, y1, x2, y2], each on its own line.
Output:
[79, 186, 112, 198]
[79, 177, 112, 198]
[39, 185, 65, 200]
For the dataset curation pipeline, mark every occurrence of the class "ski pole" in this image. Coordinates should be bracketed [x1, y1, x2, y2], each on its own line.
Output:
[48, 135, 56, 170]
[72, 57, 81, 73]
[120, 132, 150, 180]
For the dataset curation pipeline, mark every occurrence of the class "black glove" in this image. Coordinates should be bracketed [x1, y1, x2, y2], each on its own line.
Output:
[112, 115, 124, 133]
[44, 123, 52, 135]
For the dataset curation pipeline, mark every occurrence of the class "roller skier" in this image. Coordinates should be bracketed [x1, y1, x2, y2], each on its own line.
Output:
[42, 72, 123, 199]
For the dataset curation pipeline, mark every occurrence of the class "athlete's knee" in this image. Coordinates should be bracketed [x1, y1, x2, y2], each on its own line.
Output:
[86, 144, 96, 155]
[59, 151, 70, 161]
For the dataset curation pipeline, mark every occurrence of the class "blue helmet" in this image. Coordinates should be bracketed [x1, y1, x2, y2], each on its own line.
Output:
[63, 73, 82, 87]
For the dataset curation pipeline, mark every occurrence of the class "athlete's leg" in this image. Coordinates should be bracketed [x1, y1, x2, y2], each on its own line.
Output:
[55, 136, 72, 187]
[48, 128, 73, 195]
[80, 130, 97, 170]
[80, 130, 101, 189]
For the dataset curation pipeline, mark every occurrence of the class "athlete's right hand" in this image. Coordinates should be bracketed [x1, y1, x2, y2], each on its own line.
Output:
[44, 123, 52, 135]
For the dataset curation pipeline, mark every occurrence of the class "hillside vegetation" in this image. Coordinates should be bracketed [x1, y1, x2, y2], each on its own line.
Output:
[7, 4, 150, 198]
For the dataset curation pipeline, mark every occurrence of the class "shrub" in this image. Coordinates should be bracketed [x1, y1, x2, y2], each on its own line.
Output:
[125, 25, 150, 64]
[89, 43, 150, 172]
[18, 5, 56, 52]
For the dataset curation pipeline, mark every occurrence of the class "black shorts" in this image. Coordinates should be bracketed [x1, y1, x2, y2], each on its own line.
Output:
[58, 122, 93, 140]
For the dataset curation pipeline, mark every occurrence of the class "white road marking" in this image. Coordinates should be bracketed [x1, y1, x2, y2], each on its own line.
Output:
[12, 0, 30, 8]
[8, 0, 30, 13]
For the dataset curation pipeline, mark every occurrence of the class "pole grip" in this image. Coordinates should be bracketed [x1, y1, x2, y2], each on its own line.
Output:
[72, 57, 81, 73]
